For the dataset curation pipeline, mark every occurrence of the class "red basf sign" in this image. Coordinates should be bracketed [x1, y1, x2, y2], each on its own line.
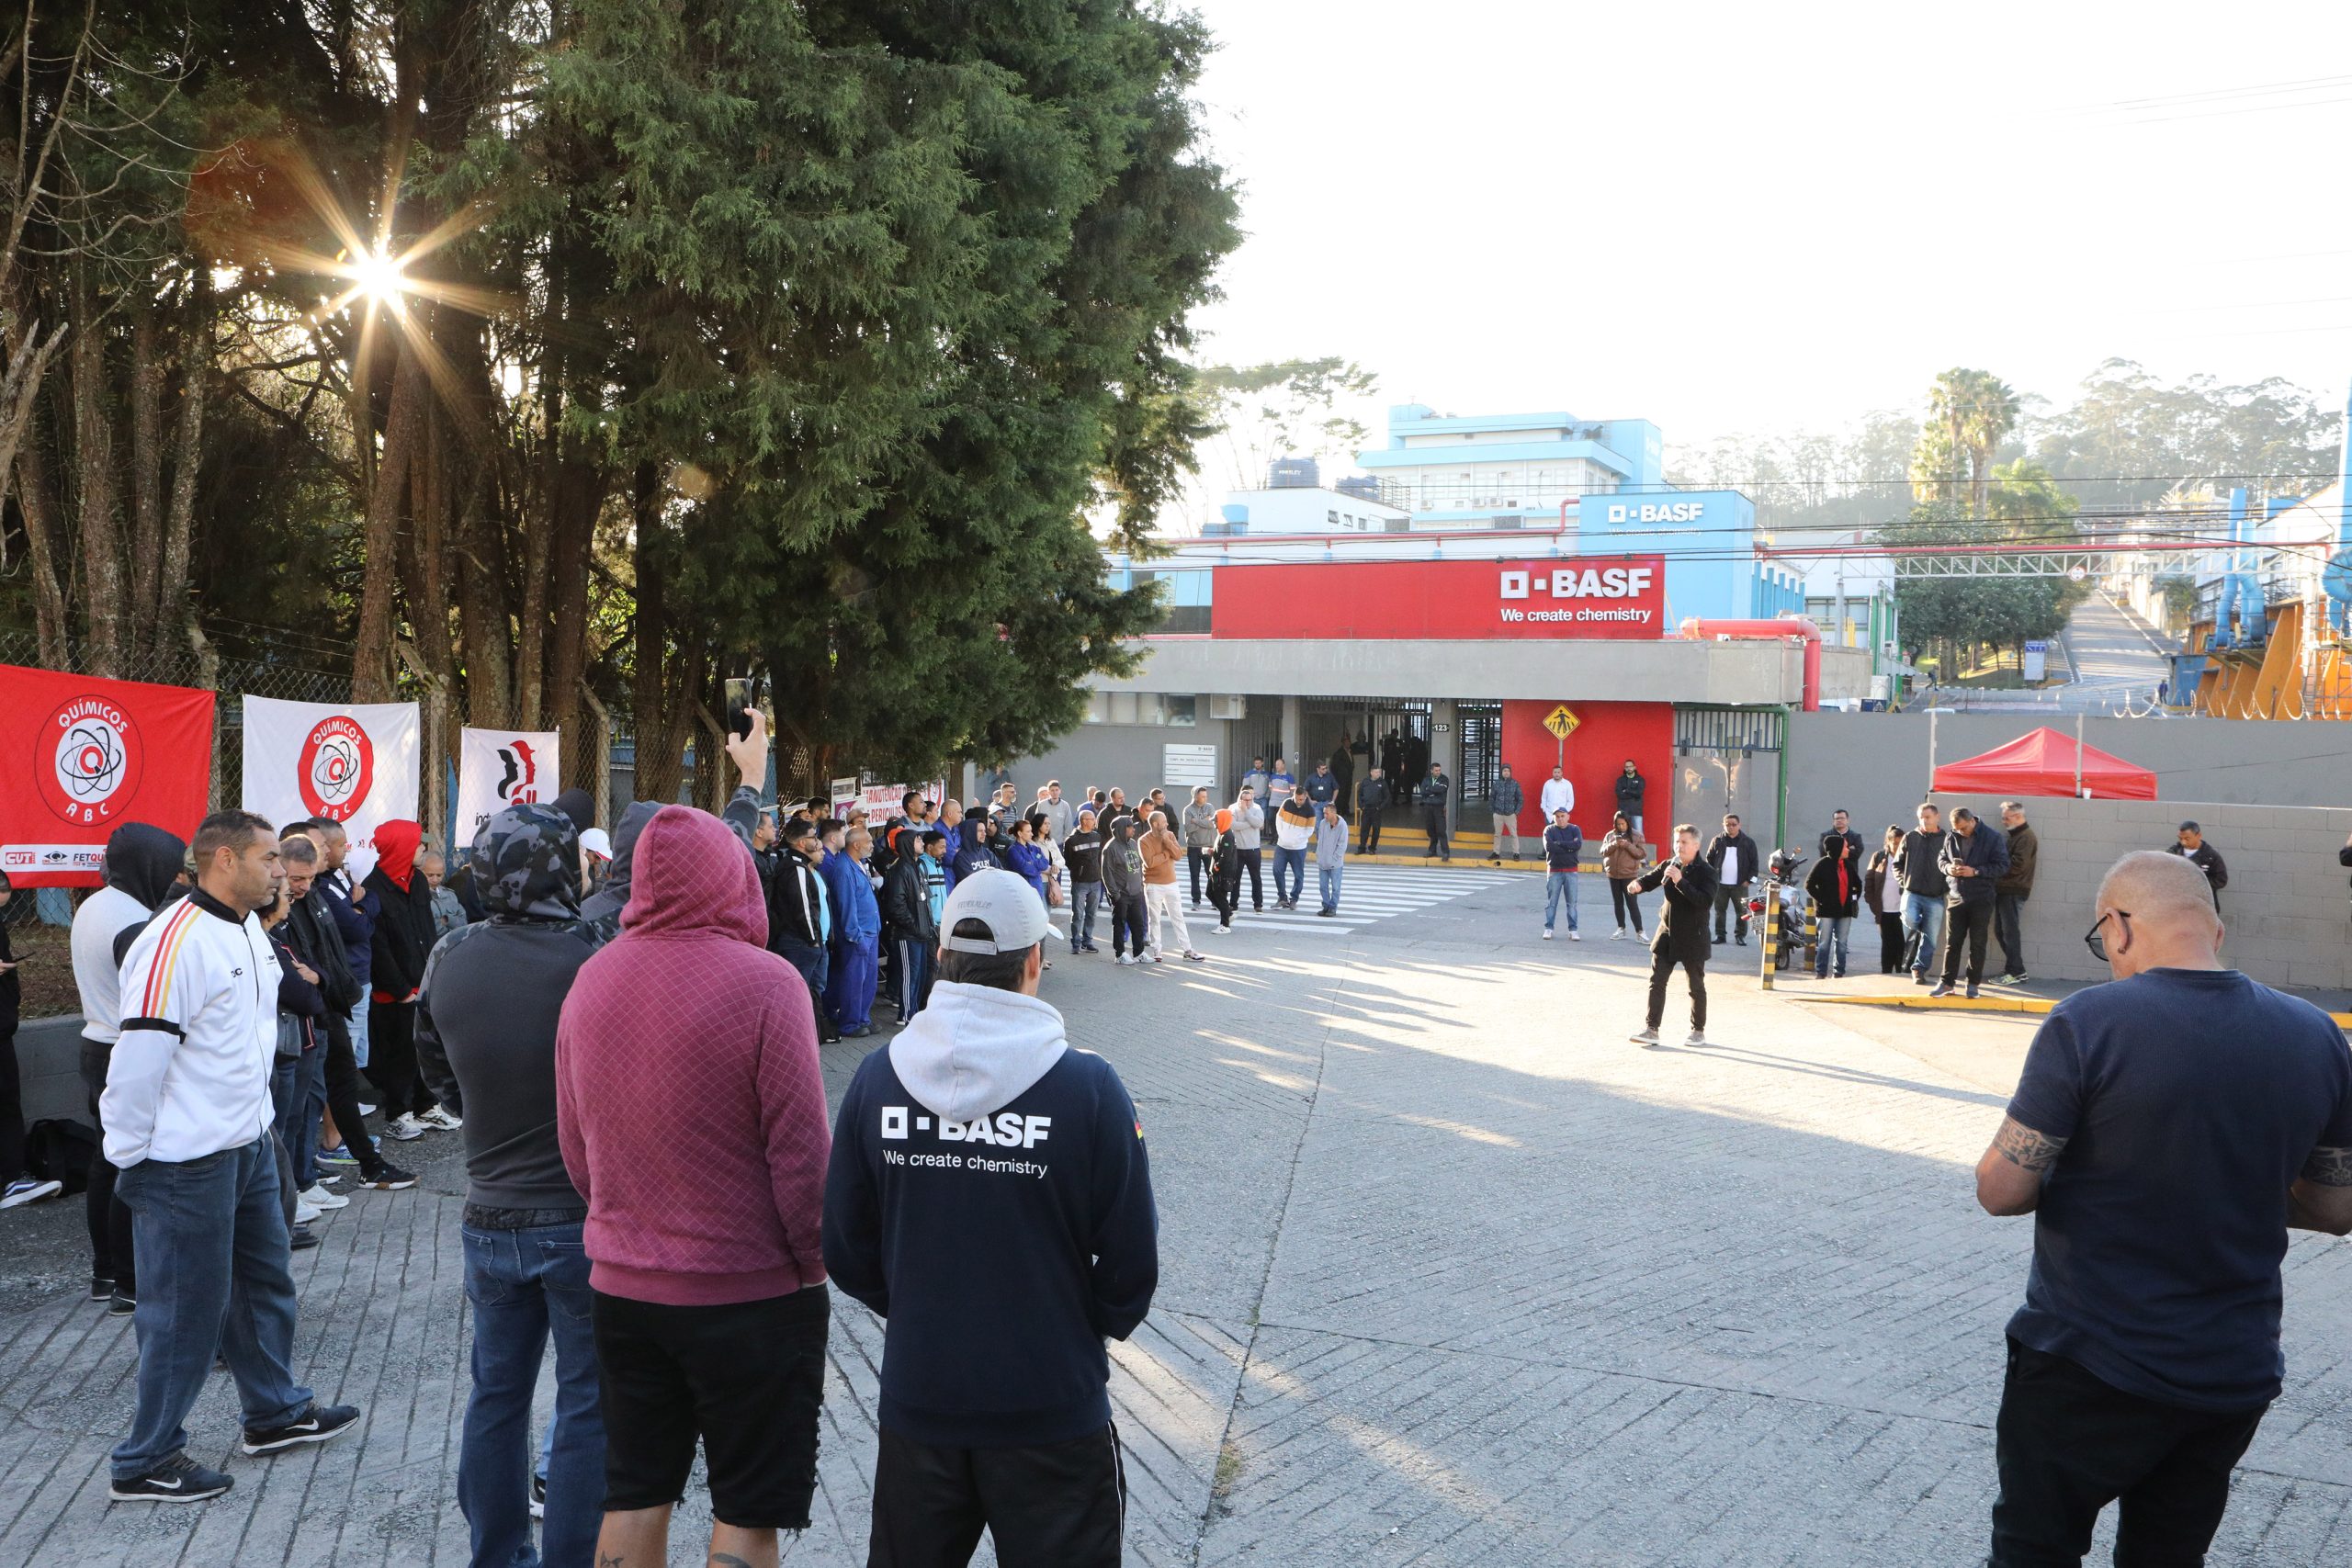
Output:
[0, 663, 215, 886]
[1209, 557, 1667, 640]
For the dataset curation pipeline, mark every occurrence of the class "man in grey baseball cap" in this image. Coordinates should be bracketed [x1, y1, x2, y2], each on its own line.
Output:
[824, 866, 1158, 1565]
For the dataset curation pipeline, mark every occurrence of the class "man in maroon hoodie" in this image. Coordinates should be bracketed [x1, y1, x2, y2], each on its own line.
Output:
[555, 803, 831, 1568]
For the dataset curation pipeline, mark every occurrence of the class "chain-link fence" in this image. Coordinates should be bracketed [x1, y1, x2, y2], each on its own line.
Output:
[1, 626, 353, 811]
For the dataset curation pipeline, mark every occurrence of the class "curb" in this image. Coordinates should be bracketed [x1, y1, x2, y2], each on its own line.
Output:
[1792, 989, 2352, 1029]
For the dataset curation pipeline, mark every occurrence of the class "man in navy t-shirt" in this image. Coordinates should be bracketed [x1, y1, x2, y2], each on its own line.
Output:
[823, 870, 1157, 1567]
[1974, 851, 2352, 1565]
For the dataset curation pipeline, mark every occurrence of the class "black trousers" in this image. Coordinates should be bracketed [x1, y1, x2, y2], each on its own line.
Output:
[1996, 890, 2027, 976]
[1942, 899, 1995, 985]
[1991, 1339, 2265, 1567]
[318, 1017, 382, 1178]
[1109, 893, 1150, 957]
[78, 1039, 135, 1290]
[363, 999, 435, 1119]
[1713, 884, 1749, 942]
[1357, 807, 1383, 854]
[869, 1422, 1125, 1568]
[1875, 910, 1907, 974]
[0, 1031, 22, 1185]
[1645, 945, 1707, 1032]
[1186, 847, 1207, 904]
[1609, 878, 1644, 933]
[1237, 848, 1263, 910]
[1421, 806, 1447, 857]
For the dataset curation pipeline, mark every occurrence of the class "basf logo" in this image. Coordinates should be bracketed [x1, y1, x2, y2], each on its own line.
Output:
[1604, 501, 1705, 525]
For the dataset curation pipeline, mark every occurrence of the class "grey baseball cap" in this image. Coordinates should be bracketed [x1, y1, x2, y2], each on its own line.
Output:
[939, 868, 1051, 955]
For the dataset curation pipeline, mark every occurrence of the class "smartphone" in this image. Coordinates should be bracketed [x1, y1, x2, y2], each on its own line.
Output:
[723, 675, 769, 740]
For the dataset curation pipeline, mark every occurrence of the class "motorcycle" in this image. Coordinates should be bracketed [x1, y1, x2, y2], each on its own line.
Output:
[1747, 847, 1811, 972]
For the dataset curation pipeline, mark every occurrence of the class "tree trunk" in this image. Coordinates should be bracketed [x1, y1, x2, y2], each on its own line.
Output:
[127, 301, 164, 654]
[70, 274, 124, 676]
[155, 268, 210, 647]
[628, 465, 706, 807]
[514, 346, 558, 731]
[546, 456, 600, 772]
[13, 419, 70, 664]
[353, 344, 425, 702]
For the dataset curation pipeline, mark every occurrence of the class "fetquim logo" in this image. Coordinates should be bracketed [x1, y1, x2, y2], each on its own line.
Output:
[496, 739, 541, 803]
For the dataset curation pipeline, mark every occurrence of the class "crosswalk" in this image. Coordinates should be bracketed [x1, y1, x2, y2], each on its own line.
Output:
[1046, 865, 1515, 939]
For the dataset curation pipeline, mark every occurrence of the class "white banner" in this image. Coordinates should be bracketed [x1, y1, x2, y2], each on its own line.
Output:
[458, 728, 562, 844]
[241, 695, 420, 879]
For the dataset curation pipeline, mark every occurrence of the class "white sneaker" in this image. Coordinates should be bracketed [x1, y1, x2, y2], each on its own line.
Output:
[383, 1113, 425, 1142]
[1116, 954, 1136, 966]
[1183, 951, 1205, 962]
[294, 1201, 323, 1224]
[419, 1106, 463, 1132]
[1685, 1032, 1710, 1048]
[1542, 928, 1554, 940]
[1568, 931, 1581, 942]
[0, 1177, 63, 1210]
[1209, 924, 1229, 934]
[1610, 928, 1625, 941]
[1145, 952, 1164, 964]
[1629, 1027, 1662, 1047]
[298, 1184, 348, 1211]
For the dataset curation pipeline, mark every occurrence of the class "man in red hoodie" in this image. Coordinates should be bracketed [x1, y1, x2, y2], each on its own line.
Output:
[555, 799, 831, 1568]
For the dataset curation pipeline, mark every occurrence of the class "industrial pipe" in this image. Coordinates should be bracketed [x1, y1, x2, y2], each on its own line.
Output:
[1679, 615, 1824, 712]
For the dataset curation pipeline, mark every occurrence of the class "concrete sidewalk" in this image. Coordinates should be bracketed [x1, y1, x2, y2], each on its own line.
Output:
[5, 878, 2347, 1565]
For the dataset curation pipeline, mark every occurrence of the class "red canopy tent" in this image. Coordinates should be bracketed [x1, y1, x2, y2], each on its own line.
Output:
[1929, 727, 2157, 800]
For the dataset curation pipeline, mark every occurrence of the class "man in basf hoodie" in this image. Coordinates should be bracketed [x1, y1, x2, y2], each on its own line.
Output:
[823, 869, 1158, 1566]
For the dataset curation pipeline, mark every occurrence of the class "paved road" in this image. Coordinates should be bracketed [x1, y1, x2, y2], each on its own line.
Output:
[6, 875, 2349, 1565]
[1936, 590, 2177, 714]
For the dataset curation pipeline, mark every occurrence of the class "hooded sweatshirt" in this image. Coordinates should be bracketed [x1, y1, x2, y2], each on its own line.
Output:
[555, 805, 830, 1305]
[822, 980, 1158, 1448]
[580, 799, 663, 938]
[417, 805, 599, 1219]
[70, 822, 187, 1043]
[365, 818, 437, 1002]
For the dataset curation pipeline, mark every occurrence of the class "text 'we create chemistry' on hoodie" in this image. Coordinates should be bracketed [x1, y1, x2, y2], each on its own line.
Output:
[821, 980, 1159, 1448]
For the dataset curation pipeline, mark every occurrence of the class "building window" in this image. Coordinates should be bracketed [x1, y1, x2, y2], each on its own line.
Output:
[1166, 695, 1197, 727]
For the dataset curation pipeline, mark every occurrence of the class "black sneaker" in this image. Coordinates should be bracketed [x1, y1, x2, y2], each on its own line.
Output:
[109, 1453, 232, 1504]
[90, 1274, 116, 1303]
[243, 1402, 361, 1455]
[1965, 982, 1982, 999]
[108, 1289, 136, 1317]
[289, 1223, 319, 1251]
[530, 1475, 546, 1519]
[360, 1164, 418, 1191]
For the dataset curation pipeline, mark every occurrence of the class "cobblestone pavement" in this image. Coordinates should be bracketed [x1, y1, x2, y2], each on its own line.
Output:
[4, 878, 2349, 1565]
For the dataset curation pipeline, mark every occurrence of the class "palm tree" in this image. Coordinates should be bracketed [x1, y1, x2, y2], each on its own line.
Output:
[1959, 373, 2020, 520]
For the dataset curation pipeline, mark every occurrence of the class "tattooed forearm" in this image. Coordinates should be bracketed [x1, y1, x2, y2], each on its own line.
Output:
[1991, 1118, 2068, 1173]
[2301, 1145, 2352, 1187]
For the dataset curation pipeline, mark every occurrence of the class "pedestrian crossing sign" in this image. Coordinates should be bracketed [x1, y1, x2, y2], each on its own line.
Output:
[1542, 705, 1579, 739]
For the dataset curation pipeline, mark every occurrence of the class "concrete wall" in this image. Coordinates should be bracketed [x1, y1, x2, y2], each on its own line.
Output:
[1931, 794, 2352, 991]
[1100, 635, 1811, 706]
[1000, 717, 1242, 807]
[1787, 712, 2352, 851]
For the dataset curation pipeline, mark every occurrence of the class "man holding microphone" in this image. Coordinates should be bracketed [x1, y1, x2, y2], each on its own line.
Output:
[1630, 824, 1719, 1050]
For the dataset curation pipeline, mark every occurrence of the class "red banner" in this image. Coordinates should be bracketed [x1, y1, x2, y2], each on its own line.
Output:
[1210, 556, 1667, 640]
[0, 663, 215, 886]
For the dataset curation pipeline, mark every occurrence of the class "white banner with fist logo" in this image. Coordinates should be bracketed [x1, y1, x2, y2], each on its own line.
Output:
[241, 695, 420, 878]
[457, 728, 562, 843]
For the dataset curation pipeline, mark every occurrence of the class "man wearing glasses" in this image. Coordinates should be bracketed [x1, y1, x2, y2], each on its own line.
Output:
[1973, 851, 2352, 1565]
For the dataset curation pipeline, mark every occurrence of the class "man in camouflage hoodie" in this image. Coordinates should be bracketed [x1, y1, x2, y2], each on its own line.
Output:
[416, 804, 607, 1568]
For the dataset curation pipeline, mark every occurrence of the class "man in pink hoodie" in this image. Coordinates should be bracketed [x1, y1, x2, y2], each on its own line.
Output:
[555, 798, 831, 1568]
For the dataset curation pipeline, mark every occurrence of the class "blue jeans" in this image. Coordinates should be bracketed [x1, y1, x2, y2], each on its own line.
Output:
[460, 1222, 605, 1568]
[1071, 880, 1103, 950]
[1317, 863, 1342, 913]
[274, 1046, 321, 1191]
[1545, 871, 1579, 932]
[1815, 915, 1853, 977]
[347, 1001, 370, 1070]
[111, 1139, 312, 1478]
[1273, 845, 1307, 904]
[1902, 892, 1945, 976]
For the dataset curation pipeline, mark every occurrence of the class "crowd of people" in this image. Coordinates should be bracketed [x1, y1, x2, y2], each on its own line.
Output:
[40, 710, 1157, 1568]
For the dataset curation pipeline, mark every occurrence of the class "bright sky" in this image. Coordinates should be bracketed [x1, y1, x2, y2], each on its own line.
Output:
[1179, 0, 2352, 484]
